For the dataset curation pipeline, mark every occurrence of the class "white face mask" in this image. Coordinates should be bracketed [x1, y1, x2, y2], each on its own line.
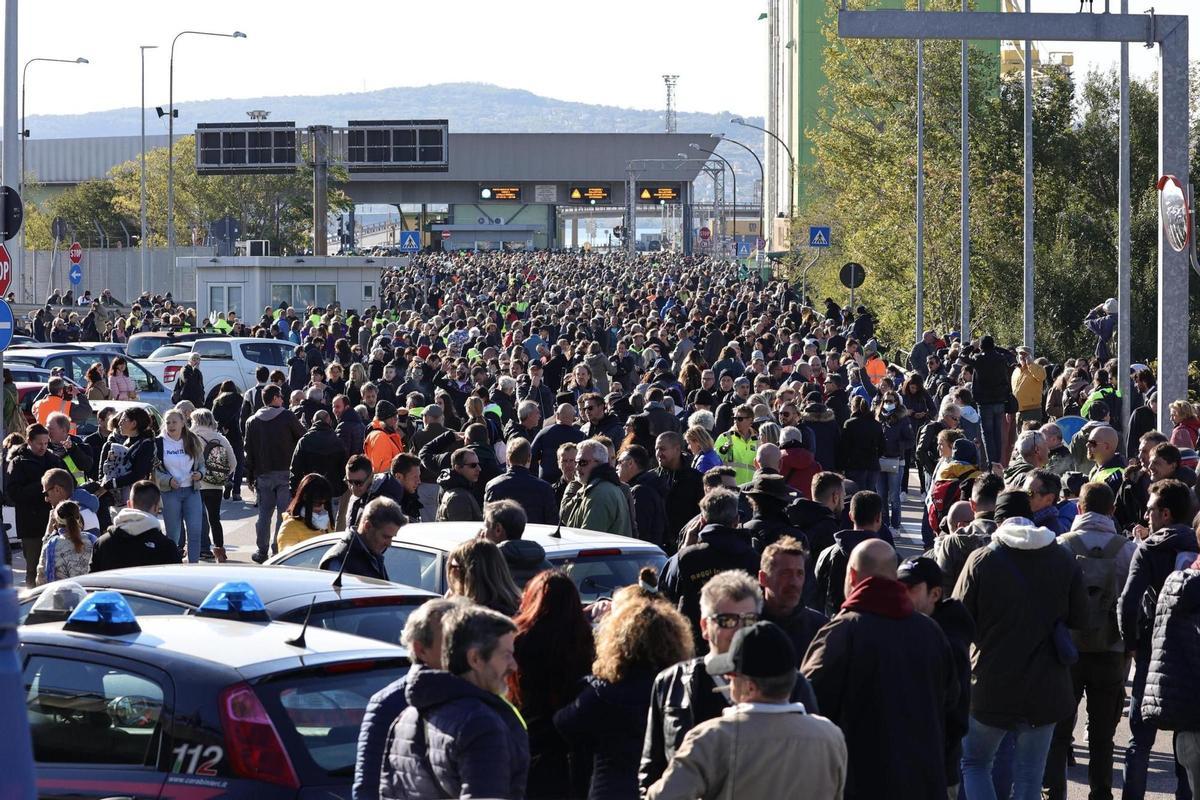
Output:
[883, 403, 897, 413]
[311, 511, 330, 530]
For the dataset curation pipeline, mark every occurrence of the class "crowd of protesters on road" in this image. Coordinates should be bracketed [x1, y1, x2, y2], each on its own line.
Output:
[7, 249, 1200, 799]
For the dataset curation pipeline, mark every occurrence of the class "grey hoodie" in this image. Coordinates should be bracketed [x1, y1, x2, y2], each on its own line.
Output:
[110, 507, 163, 536]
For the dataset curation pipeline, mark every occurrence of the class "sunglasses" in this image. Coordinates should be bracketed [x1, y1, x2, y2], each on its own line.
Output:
[463, 462, 481, 469]
[708, 612, 760, 630]
[735, 416, 752, 422]
[346, 476, 369, 487]
[577, 458, 594, 467]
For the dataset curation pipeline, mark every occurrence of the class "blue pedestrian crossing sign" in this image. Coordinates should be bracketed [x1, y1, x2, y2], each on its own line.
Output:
[0, 299, 14, 351]
[736, 240, 752, 258]
[398, 230, 420, 252]
[809, 226, 831, 248]
[69, 263, 82, 285]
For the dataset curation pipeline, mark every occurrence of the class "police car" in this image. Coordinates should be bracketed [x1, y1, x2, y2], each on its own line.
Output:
[21, 582, 411, 798]
[19, 565, 437, 645]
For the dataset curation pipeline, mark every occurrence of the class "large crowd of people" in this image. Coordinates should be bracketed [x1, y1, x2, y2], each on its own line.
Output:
[7, 248, 1200, 799]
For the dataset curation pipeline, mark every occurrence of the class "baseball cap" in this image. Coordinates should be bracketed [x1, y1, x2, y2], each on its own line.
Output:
[897, 557, 944, 590]
[705, 621, 797, 680]
[375, 400, 398, 420]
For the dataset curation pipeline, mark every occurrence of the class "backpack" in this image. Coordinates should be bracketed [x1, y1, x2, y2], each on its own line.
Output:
[201, 438, 232, 486]
[927, 474, 977, 532]
[1061, 532, 1126, 652]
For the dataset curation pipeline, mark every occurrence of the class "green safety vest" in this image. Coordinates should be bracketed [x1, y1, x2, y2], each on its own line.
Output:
[62, 452, 86, 486]
[714, 430, 759, 484]
[213, 319, 232, 333]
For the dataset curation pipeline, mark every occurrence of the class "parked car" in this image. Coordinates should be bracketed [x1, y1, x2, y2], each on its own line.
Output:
[3, 348, 171, 411]
[19, 564, 437, 644]
[268, 521, 668, 603]
[141, 337, 298, 393]
[125, 331, 230, 360]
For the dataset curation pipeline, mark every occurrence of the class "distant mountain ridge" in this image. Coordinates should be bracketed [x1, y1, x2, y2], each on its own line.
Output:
[23, 82, 765, 189]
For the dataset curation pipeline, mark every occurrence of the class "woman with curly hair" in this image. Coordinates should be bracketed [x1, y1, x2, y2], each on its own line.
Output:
[554, 570, 694, 800]
[508, 571, 596, 799]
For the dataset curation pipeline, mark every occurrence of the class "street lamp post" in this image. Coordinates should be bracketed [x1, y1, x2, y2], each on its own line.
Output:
[688, 144, 736, 253]
[167, 30, 245, 298]
[20, 55, 87, 298]
[140, 45, 157, 296]
[731, 116, 795, 219]
[715, 134, 765, 252]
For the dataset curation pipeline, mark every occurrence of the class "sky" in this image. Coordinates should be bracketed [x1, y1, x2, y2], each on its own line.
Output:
[9, 0, 1200, 121]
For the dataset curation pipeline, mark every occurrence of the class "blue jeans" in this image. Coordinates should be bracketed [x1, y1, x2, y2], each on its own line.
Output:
[161, 484, 203, 564]
[1124, 647, 1193, 800]
[877, 468, 903, 527]
[961, 716, 1055, 800]
[979, 403, 1006, 466]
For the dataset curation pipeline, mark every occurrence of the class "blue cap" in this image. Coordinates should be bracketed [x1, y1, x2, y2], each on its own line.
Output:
[65, 591, 140, 635]
[197, 581, 270, 622]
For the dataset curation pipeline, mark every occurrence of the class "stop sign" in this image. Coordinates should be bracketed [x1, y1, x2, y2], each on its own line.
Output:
[69, 241, 83, 264]
[699, 227, 711, 241]
[440, 230, 451, 241]
[0, 244, 11, 295]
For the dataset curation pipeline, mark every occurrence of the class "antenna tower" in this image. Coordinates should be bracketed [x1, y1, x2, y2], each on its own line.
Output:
[663, 75, 679, 133]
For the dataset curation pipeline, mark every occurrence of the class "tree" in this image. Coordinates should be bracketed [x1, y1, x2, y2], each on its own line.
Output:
[793, 0, 1199, 363]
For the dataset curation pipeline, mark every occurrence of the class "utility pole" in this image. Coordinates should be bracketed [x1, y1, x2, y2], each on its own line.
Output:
[310, 125, 330, 256]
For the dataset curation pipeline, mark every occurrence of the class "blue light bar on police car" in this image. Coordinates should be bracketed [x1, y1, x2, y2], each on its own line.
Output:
[64, 591, 141, 635]
[196, 581, 271, 622]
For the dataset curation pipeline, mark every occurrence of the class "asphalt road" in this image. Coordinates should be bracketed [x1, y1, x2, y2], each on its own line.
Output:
[13, 487, 1188, 798]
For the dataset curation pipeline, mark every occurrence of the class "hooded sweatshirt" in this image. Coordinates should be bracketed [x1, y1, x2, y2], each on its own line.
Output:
[90, 508, 181, 572]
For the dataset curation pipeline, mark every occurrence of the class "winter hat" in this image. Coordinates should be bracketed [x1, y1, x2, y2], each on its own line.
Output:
[994, 490, 1034, 524]
[951, 438, 978, 465]
[1103, 298, 1118, 315]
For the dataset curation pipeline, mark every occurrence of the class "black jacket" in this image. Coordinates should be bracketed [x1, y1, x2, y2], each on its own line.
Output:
[347, 473, 408, 529]
[212, 391, 244, 447]
[436, 469, 483, 523]
[787, 498, 840, 562]
[381, 665, 529, 800]
[651, 464, 703, 552]
[1119, 523, 1200, 650]
[554, 670, 655, 800]
[932, 597, 975, 782]
[174, 363, 206, 407]
[744, 509, 809, 554]
[289, 420, 348, 495]
[49, 434, 93, 479]
[661, 524, 760, 641]
[318, 530, 389, 582]
[580, 413, 624, 446]
[838, 413, 884, 472]
[762, 602, 828, 666]
[627, 469, 668, 548]
[966, 348, 1011, 405]
[803, 577, 958, 800]
[915, 420, 947, 476]
[335, 406, 367, 458]
[813, 529, 877, 618]
[90, 508, 180, 572]
[530, 424, 587, 484]
[638, 657, 819, 793]
[244, 405, 306, 475]
[1143, 566, 1200, 731]
[800, 404, 840, 475]
[6, 444, 66, 539]
[498, 538, 552, 586]
[484, 466, 560, 526]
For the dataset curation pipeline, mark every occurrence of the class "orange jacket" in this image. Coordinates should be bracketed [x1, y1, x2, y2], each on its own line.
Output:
[364, 419, 404, 473]
[864, 354, 888, 386]
[33, 394, 75, 434]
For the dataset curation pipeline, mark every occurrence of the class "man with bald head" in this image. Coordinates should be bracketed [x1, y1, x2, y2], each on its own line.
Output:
[803, 538, 958, 800]
[1085, 424, 1125, 495]
[529, 403, 586, 484]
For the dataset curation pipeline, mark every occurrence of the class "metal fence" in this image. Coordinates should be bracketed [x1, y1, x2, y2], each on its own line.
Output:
[17, 246, 215, 306]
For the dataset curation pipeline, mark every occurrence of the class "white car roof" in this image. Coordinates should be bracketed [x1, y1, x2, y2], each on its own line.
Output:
[391, 521, 664, 556]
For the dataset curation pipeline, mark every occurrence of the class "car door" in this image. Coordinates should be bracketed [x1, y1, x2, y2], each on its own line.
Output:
[22, 647, 173, 800]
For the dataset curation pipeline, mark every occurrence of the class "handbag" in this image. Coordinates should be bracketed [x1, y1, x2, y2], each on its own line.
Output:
[879, 456, 902, 474]
[988, 541, 1078, 666]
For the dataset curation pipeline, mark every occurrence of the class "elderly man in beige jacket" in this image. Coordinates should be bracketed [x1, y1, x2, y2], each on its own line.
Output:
[646, 621, 846, 800]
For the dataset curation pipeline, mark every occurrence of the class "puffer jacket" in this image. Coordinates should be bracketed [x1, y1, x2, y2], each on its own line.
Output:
[381, 665, 529, 800]
[562, 464, 632, 537]
[627, 469, 668, 548]
[638, 657, 819, 794]
[1142, 563, 1200, 731]
[779, 442, 821, 498]
[1119, 523, 1200, 650]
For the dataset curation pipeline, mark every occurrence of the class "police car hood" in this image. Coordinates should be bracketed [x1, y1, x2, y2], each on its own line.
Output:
[110, 507, 163, 536]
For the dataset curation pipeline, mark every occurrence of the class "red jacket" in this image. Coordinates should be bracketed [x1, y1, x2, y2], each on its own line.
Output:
[780, 443, 822, 499]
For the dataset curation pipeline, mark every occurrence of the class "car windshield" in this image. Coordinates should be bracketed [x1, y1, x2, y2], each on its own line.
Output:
[549, 551, 669, 603]
[256, 662, 407, 780]
[126, 337, 166, 358]
[148, 345, 190, 359]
